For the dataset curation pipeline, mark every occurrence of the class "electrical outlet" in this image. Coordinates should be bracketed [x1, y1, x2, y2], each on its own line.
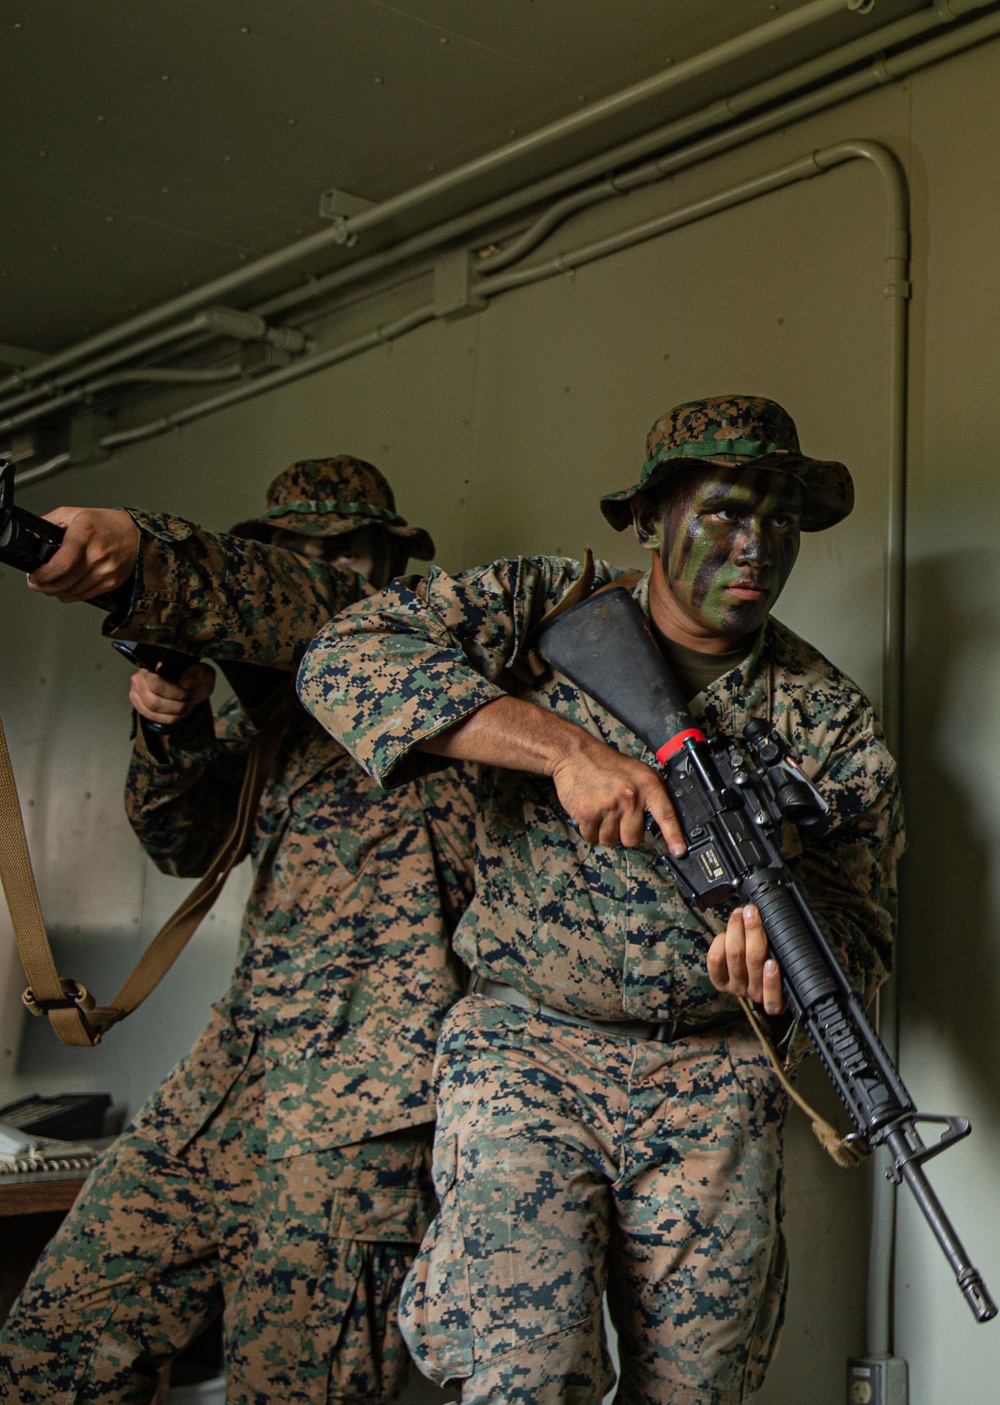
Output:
[847, 1356, 908, 1405]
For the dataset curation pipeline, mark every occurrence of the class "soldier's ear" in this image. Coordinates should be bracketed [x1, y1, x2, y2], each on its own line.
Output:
[632, 493, 663, 552]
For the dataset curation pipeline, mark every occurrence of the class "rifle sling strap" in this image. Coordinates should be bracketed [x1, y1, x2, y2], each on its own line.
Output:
[0, 698, 289, 1047]
[739, 996, 866, 1169]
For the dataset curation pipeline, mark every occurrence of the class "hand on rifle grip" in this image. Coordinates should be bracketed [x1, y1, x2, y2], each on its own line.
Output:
[26, 507, 138, 603]
[130, 664, 216, 728]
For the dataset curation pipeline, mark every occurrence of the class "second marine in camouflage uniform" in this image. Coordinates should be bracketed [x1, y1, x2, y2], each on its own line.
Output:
[297, 401, 904, 1404]
[0, 461, 475, 1404]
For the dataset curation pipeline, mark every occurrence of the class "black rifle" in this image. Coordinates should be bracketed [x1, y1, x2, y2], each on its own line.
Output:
[538, 586, 997, 1324]
[0, 457, 286, 718]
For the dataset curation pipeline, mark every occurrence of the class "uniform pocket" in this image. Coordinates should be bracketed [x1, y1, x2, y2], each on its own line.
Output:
[741, 1184, 789, 1397]
[398, 1134, 475, 1385]
[329, 1184, 436, 1246]
[226, 1150, 427, 1403]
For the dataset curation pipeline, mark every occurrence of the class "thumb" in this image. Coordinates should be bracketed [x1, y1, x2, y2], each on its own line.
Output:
[41, 506, 84, 529]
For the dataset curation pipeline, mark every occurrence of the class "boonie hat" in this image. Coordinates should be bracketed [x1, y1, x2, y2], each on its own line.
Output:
[600, 395, 854, 533]
[232, 456, 434, 559]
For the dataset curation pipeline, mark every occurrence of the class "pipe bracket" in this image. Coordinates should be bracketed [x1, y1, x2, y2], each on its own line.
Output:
[434, 249, 487, 319]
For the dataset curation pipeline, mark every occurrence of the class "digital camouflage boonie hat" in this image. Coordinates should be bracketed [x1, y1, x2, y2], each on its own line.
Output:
[231, 455, 435, 559]
[600, 395, 854, 533]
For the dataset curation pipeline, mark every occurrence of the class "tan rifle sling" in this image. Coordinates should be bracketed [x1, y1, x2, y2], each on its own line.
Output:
[0, 697, 289, 1047]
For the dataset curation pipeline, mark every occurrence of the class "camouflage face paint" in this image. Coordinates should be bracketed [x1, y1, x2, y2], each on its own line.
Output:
[271, 526, 398, 588]
[653, 466, 801, 643]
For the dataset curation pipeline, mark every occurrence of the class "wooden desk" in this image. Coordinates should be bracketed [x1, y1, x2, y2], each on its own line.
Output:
[0, 1163, 95, 1217]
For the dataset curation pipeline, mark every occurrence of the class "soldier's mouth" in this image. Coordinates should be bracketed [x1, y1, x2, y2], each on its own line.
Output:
[725, 580, 769, 601]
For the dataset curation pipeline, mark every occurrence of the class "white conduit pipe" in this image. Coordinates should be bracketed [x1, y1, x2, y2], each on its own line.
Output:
[13, 452, 71, 487]
[0, 310, 311, 423]
[475, 0, 999, 279]
[97, 308, 436, 451]
[0, 365, 249, 437]
[0, 0, 890, 400]
[0, 315, 215, 418]
[252, 2, 948, 320]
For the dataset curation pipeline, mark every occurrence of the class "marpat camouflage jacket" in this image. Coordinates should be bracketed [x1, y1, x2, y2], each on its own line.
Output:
[297, 556, 904, 1026]
[111, 511, 476, 1159]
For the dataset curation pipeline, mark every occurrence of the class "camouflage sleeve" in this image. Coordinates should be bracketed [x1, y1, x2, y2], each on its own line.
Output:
[297, 555, 615, 787]
[104, 509, 366, 667]
[789, 708, 906, 1006]
[124, 696, 254, 877]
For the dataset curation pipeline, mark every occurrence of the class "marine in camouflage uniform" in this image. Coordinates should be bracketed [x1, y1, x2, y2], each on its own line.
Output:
[296, 400, 905, 1404]
[0, 460, 476, 1404]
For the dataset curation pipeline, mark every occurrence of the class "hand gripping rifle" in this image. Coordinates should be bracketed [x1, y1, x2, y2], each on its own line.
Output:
[0, 458, 285, 719]
[538, 585, 997, 1324]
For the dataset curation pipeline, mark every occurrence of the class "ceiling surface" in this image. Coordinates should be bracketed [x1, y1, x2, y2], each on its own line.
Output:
[0, 0, 931, 356]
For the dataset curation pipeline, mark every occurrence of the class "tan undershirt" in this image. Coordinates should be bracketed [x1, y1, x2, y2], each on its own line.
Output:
[650, 626, 751, 703]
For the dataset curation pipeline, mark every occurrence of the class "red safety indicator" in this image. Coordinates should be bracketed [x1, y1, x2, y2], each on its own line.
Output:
[656, 729, 705, 764]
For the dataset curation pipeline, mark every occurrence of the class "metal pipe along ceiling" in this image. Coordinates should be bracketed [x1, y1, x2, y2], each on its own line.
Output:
[0, 0, 895, 402]
[5, 0, 998, 439]
[68, 0, 996, 645]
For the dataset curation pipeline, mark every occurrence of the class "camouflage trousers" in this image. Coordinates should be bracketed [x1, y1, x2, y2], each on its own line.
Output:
[0, 1048, 435, 1404]
[400, 995, 789, 1405]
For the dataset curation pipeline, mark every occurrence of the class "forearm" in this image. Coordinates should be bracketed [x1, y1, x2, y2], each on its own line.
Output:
[422, 694, 593, 777]
[424, 695, 683, 851]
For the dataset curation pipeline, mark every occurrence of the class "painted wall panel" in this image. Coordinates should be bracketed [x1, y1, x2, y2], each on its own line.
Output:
[894, 33, 1000, 1405]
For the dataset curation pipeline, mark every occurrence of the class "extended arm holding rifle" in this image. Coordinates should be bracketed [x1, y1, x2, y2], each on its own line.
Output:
[0, 458, 286, 716]
[538, 585, 997, 1324]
